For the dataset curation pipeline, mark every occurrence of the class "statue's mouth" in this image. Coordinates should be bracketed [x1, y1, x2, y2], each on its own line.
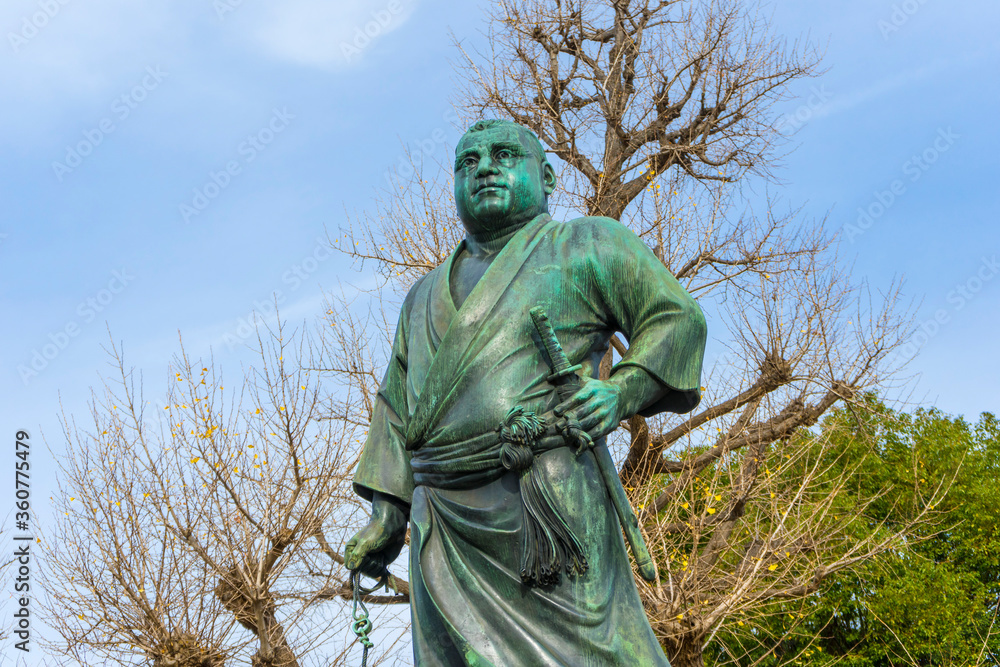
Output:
[476, 182, 506, 194]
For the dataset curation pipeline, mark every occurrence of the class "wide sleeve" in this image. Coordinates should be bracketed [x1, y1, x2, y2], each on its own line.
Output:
[352, 302, 416, 505]
[584, 217, 708, 415]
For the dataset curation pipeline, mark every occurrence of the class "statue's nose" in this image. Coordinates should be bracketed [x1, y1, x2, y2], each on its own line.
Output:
[475, 155, 501, 176]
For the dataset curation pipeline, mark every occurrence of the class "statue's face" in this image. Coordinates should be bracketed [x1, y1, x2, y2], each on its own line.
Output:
[453, 125, 556, 235]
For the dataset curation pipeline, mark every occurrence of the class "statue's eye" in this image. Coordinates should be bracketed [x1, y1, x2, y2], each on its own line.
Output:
[462, 156, 478, 168]
[495, 149, 513, 160]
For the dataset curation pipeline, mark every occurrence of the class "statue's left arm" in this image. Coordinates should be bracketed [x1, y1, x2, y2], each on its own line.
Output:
[555, 217, 707, 437]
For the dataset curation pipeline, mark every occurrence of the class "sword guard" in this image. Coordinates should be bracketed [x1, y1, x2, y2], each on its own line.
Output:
[547, 363, 583, 384]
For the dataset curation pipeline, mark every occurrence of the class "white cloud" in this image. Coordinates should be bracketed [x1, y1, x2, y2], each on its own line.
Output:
[0, 0, 419, 140]
[0, 0, 182, 100]
[815, 44, 1000, 121]
[815, 60, 951, 120]
[0, 0, 189, 144]
[239, 0, 417, 69]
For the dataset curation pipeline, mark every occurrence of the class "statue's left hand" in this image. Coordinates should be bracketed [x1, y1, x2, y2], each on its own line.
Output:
[553, 376, 625, 441]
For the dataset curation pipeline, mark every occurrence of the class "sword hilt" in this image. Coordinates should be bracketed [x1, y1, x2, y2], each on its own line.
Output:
[529, 307, 582, 385]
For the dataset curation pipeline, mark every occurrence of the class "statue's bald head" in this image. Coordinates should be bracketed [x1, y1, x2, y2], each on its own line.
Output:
[457, 120, 549, 166]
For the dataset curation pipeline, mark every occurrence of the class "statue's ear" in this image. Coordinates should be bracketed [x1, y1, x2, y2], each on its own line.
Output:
[542, 162, 557, 195]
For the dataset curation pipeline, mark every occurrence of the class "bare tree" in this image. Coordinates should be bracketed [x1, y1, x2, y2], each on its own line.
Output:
[330, 1, 937, 665]
[454, 0, 820, 218]
[40, 320, 409, 667]
[337, 154, 465, 297]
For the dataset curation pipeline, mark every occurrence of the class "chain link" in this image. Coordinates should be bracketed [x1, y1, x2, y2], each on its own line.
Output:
[350, 569, 388, 667]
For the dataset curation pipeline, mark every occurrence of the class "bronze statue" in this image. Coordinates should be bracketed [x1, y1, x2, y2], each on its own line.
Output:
[345, 119, 706, 665]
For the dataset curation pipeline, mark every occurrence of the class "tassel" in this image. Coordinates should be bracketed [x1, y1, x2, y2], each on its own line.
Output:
[499, 406, 544, 472]
[498, 407, 589, 586]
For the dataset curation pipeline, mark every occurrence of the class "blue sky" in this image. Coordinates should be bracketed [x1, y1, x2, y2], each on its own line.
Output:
[1, 0, 998, 663]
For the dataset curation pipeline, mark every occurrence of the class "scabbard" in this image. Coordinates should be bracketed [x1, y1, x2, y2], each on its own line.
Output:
[529, 306, 657, 582]
[589, 443, 656, 581]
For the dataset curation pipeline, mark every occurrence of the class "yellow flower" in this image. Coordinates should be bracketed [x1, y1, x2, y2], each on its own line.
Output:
[767, 563, 777, 571]
[706, 507, 716, 515]
[191, 457, 200, 464]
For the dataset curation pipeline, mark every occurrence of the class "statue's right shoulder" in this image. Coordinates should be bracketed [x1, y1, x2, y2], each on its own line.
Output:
[399, 265, 440, 313]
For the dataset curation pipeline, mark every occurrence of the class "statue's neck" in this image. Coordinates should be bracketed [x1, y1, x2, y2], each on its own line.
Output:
[463, 212, 547, 258]
[465, 227, 518, 257]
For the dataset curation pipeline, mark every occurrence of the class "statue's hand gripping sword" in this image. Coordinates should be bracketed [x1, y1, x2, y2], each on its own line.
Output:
[529, 306, 657, 582]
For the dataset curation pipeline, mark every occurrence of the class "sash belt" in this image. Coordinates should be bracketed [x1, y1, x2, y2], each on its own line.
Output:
[409, 407, 589, 588]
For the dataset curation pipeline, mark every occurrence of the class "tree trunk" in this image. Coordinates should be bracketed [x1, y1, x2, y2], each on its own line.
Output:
[666, 636, 706, 667]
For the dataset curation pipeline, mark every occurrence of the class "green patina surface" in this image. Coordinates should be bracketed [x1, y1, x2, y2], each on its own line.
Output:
[345, 120, 707, 666]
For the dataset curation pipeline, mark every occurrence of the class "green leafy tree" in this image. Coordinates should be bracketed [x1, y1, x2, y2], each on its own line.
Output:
[708, 404, 1000, 665]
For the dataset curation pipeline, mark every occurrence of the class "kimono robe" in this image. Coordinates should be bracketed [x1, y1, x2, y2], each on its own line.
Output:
[353, 213, 707, 666]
